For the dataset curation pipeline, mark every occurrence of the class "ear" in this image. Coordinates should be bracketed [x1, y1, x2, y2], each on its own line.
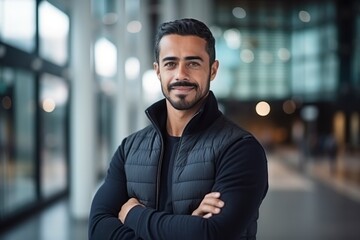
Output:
[210, 60, 219, 81]
[153, 62, 160, 79]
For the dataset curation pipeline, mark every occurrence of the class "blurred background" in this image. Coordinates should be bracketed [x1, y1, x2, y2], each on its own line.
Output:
[0, 0, 359, 239]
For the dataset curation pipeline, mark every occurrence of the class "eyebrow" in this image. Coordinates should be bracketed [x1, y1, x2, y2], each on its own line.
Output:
[161, 56, 204, 62]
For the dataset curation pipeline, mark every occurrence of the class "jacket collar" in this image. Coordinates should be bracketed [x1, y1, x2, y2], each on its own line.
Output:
[145, 91, 222, 136]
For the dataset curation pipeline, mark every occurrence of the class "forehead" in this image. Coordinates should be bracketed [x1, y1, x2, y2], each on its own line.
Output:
[158, 34, 208, 60]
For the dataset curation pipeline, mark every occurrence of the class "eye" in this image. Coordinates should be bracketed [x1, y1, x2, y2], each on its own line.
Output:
[164, 62, 176, 68]
[188, 61, 201, 68]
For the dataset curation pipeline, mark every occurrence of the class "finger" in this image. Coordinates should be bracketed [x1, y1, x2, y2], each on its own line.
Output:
[192, 204, 220, 216]
[128, 198, 139, 204]
[201, 197, 224, 208]
[204, 192, 221, 199]
[197, 203, 222, 215]
[203, 213, 212, 219]
[206, 205, 221, 214]
[192, 192, 224, 217]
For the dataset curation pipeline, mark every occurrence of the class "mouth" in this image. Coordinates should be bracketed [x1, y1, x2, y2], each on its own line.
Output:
[169, 82, 197, 93]
[171, 86, 195, 92]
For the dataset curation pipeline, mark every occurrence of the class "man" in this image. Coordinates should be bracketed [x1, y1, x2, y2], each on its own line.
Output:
[89, 18, 268, 240]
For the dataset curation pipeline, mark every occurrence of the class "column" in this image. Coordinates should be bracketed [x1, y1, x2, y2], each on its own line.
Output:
[112, 0, 128, 149]
[70, 0, 97, 219]
[136, 0, 153, 128]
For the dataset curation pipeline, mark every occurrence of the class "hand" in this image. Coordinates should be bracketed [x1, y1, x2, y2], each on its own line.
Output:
[192, 192, 224, 218]
[118, 198, 144, 223]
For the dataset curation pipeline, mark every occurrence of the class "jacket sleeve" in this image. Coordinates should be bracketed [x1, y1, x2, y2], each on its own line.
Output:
[88, 144, 142, 240]
[123, 136, 269, 240]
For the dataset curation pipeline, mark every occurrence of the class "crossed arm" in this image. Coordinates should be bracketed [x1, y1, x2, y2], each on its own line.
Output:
[118, 192, 225, 223]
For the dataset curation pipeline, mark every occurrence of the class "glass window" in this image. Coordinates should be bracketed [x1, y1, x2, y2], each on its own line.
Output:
[213, 0, 340, 102]
[0, 67, 36, 217]
[323, 53, 338, 94]
[215, 27, 290, 100]
[290, 1, 337, 101]
[304, 29, 320, 56]
[236, 67, 252, 99]
[216, 38, 240, 69]
[39, 1, 70, 66]
[39, 73, 69, 197]
[0, 0, 36, 52]
[304, 59, 321, 94]
[292, 60, 305, 95]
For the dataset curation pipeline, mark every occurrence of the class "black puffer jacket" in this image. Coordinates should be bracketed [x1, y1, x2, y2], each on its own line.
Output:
[89, 91, 268, 240]
[125, 92, 249, 214]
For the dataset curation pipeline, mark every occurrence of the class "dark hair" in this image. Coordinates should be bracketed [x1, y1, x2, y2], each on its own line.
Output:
[154, 18, 216, 64]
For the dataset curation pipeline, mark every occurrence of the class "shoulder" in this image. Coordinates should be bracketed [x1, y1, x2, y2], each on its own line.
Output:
[207, 115, 253, 143]
[119, 125, 160, 158]
[123, 125, 157, 145]
[210, 115, 267, 158]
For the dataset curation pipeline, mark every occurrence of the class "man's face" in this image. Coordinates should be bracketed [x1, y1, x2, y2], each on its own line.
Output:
[154, 34, 219, 111]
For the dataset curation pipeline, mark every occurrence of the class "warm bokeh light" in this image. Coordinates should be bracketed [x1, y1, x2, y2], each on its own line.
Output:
[256, 101, 271, 116]
[334, 111, 346, 144]
[42, 98, 56, 112]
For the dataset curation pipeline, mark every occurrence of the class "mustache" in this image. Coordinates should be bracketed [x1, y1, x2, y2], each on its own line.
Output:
[169, 81, 198, 89]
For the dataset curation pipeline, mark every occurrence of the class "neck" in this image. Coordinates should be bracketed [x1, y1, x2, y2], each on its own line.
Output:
[165, 92, 209, 137]
[166, 108, 196, 137]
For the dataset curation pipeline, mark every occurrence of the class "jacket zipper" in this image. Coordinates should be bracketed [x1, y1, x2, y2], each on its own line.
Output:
[145, 110, 166, 210]
[155, 133, 164, 210]
[146, 110, 201, 210]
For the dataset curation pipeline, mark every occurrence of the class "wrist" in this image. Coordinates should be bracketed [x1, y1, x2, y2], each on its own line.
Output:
[123, 205, 146, 226]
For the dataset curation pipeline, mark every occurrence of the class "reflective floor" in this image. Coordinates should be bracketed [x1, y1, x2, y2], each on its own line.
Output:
[258, 149, 360, 240]
[1, 147, 359, 240]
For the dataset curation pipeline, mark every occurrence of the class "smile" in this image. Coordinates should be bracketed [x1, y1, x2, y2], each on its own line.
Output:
[171, 86, 195, 90]
[168, 82, 197, 92]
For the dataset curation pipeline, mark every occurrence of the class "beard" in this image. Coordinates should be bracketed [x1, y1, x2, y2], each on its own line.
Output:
[161, 76, 211, 111]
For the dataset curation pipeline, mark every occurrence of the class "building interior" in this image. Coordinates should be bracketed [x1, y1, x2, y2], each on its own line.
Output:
[0, 0, 359, 239]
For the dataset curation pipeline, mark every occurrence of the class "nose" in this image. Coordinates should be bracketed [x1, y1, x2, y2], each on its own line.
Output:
[175, 62, 189, 81]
